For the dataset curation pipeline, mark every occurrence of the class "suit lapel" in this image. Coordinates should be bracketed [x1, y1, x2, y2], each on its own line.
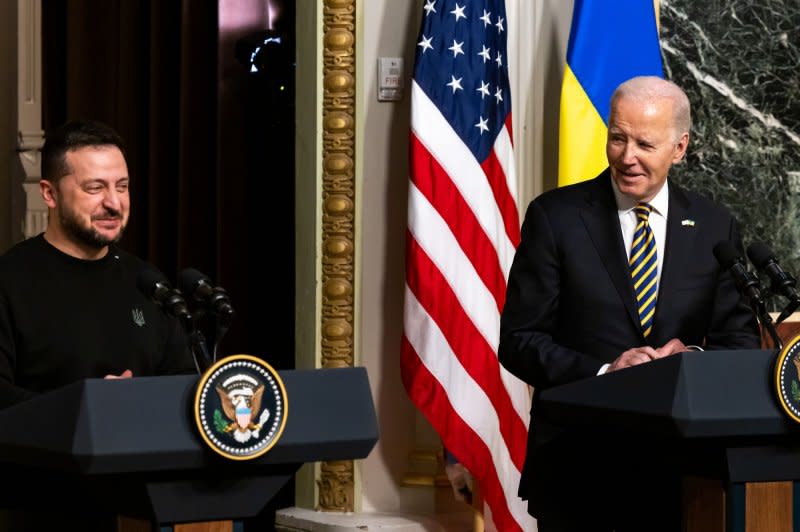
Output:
[653, 184, 696, 329]
[579, 173, 641, 331]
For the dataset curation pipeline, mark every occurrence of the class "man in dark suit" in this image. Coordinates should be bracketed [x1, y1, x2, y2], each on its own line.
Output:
[498, 76, 759, 531]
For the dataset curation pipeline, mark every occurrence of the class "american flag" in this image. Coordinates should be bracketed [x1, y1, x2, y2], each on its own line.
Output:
[401, 1, 533, 530]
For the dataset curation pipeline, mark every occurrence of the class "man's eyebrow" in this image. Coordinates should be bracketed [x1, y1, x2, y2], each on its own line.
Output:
[84, 176, 129, 182]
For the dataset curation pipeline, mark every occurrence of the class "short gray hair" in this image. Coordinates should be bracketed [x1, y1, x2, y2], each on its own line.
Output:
[610, 76, 692, 141]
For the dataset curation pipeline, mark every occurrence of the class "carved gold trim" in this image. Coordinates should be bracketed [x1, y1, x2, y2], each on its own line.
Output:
[318, 0, 356, 512]
[401, 449, 451, 488]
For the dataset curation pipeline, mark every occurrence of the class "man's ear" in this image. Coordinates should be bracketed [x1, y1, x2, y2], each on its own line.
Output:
[40, 179, 58, 208]
[672, 132, 690, 164]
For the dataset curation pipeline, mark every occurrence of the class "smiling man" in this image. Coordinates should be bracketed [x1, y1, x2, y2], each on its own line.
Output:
[606, 78, 690, 203]
[41, 136, 131, 259]
[0, 121, 193, 410]
[499, 77, 759, 531]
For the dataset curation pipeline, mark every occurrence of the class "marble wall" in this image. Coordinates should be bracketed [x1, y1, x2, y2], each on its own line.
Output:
[660, 0, 800, 310]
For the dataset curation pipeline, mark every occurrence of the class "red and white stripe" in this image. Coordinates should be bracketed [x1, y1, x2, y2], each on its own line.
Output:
[402, 80, 534, 531]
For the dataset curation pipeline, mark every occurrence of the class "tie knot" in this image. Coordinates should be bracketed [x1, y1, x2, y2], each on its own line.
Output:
[634, 203, 653, 220]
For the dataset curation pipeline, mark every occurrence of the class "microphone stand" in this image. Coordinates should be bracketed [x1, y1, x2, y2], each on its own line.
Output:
[188, 330, 213, 373]
[212, 307, 234, 363]
[186, 305, 232, 366]
[750, 296, 783, 352]
[171, 301, 212, 374]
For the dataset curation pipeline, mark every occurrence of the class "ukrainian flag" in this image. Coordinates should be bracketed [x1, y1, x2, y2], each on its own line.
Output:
[558, 0, 663, 186]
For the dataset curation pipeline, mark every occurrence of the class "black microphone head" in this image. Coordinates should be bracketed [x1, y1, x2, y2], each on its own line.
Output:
[137, 268, 170, 299]
[713, 241, 741, 269]
[178, 268, 212, 297]
[746, 241, 774, 270]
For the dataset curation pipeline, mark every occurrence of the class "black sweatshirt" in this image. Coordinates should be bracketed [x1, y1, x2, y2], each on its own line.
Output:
[0, 234, 194, 408]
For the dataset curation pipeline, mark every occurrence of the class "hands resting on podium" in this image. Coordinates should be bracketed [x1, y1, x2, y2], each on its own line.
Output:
[606, 338, 689, 373]
[104, 369, 133, 380]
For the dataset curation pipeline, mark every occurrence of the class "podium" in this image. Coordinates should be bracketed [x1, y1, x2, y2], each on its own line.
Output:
[0, 367, 378, 529]
[537, 349, 800, 532]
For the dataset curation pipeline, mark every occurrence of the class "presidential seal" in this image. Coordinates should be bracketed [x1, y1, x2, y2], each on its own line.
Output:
[194, 354, 288, 460]
[774, 334, 800, 424]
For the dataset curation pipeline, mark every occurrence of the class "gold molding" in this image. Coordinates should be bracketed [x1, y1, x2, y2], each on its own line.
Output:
[318, 0, 356, 512]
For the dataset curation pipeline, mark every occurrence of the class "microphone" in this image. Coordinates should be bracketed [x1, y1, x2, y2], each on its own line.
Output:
[714, 241, 782, 350]
[137, 269, 192, 324]
[138, 268, 212, 373]
[177, 268, 234, 319]
[712, 241, 764, 304]
[747, 242, 800, 302]
[747, 241, 800, 324]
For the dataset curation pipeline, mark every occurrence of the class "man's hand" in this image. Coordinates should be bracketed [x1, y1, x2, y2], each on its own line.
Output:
[104, 369, 133, 379]
[607, 338, 688, 373]
[607, 346, 660, 372]
[445, 462, 473, 504]
[656, 338, 687, 357]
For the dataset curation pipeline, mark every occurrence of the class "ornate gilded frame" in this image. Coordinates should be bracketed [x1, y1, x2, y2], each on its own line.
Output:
[317, 0, 356, 512]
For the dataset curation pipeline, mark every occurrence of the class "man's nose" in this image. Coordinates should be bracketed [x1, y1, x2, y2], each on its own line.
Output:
[621, 142, 639, 164]
[103, 189, 122, 211]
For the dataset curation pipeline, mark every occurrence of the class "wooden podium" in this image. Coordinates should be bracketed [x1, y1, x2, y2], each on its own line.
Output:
[0, 367, 378, 530]
[538, 349, 800, 532]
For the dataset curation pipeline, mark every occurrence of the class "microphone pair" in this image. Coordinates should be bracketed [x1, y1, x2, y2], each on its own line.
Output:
[137, 268, 234, 322]
[746, 243, 800, 308]
[137, 268, 235, 370]
[713, 241, 799, 324]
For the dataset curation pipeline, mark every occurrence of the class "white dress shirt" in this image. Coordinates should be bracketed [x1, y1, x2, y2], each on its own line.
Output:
[597, 177, 670, 375]
[612, 177, 669, 287]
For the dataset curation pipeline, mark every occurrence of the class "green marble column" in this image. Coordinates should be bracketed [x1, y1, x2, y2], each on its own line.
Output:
[661, 0, 800, 310]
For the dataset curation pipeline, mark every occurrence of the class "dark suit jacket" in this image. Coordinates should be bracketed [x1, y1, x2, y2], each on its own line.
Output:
[498, 170, 760, 510]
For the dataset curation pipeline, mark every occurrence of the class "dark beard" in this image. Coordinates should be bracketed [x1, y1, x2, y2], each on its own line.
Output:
[58, 205, 125, 249]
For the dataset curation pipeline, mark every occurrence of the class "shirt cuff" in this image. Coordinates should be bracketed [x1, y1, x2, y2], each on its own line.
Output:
[685, 345, 704, 351]
[597, 363, 611, 375]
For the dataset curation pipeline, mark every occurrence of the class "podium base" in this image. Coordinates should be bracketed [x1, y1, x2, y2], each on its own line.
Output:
[118, 517, 234, 532]
[275, 507, 471, 532]
[683, 477, 794, 532]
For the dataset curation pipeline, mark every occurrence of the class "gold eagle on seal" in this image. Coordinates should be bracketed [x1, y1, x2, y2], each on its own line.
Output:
[216, 383, 268, 443]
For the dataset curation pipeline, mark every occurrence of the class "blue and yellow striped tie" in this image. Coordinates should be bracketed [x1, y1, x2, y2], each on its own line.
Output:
[630, 204, 658, 337]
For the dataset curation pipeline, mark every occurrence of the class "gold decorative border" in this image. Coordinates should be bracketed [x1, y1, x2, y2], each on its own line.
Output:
[318, 0, 356, 512]
[774, 334, 800, 423]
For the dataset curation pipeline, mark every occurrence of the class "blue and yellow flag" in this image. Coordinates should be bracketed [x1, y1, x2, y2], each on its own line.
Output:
[558, 0, 663, 186]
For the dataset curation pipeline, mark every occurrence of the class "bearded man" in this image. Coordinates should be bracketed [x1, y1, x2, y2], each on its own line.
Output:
[0, 120, 192, 409]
